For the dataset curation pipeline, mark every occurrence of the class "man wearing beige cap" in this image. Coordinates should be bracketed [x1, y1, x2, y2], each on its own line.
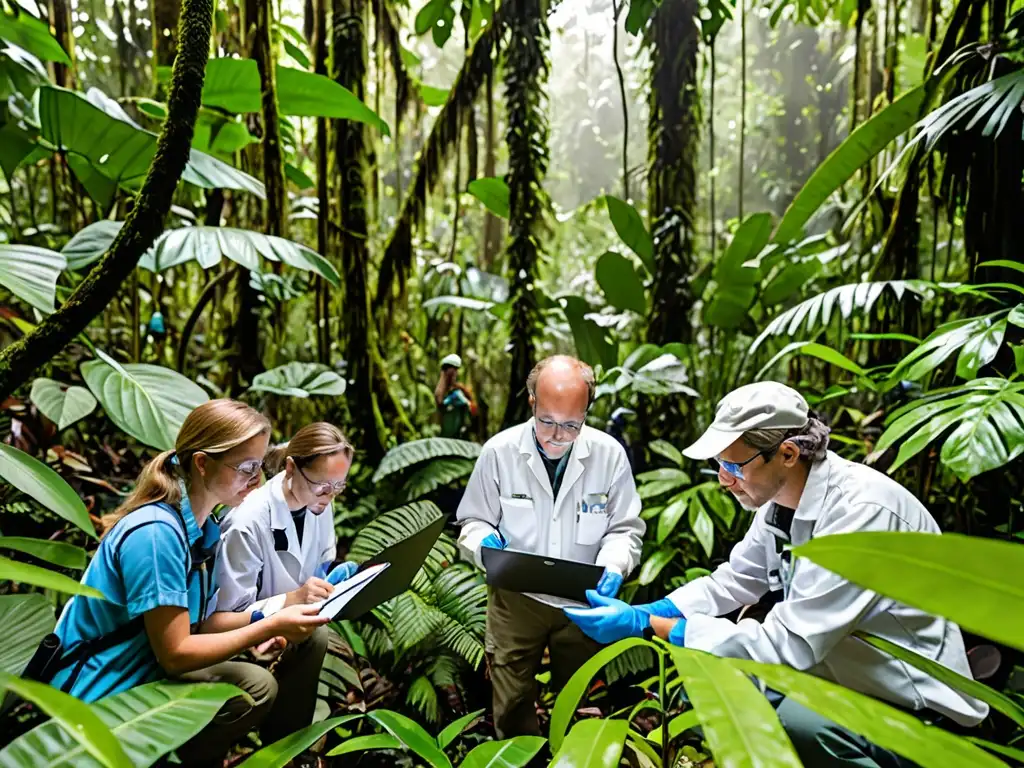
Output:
[566, 381, 987, 766]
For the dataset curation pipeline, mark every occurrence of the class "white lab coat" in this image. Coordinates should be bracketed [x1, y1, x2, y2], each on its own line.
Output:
[668, 451, 988, 727]
[457, 419, 645, 606]
[216, 472, 336, 615]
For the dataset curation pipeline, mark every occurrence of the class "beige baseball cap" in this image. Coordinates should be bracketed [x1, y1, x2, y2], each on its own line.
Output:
[683, 382, 809, 460]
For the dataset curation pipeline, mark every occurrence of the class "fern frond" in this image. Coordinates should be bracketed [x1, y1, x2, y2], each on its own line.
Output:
[407, 675, 442, 724]
[402, 457, 476, 501]
[348, 500, 444, 562]
[390, 592, 447, 654]
[373, 438, 482, 483]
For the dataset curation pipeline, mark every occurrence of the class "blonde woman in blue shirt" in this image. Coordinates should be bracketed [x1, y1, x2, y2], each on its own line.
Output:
[49, 399, 328, 766]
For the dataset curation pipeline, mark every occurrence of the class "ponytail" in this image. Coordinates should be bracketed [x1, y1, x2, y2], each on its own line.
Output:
[264, 442, 291, 475]
[101, 450, 182, 534]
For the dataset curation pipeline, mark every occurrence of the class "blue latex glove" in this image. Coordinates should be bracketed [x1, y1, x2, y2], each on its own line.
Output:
[596, 568, 623, 597]
[481, 532, 507, 550]
[635, 597, 684, 619]
[668, 617, 687, 646]
[326, 561, 359, 585]
[564, 590, 650, 645]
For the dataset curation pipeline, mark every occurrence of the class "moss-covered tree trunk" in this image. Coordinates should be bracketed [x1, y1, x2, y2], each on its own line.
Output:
[501, 0, 549, 429]
[249, 0, 287, 240]
[314, 0, 331, 363]
[152, 0, 181, 98]
[0, 0, 214, 402]
[332, 0, 412, 460]
[480, 70, 502, 270]
[646, 0, 700, 347]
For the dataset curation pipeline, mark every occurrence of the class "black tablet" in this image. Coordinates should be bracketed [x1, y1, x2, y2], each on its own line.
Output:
[481, 547, 604, 603]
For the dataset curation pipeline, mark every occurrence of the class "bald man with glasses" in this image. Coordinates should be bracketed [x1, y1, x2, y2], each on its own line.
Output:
[456, 355, 645, 739]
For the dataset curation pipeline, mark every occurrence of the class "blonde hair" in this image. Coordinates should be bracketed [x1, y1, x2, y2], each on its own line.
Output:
[101, 399, 270, 534]
[264, 422, 353, 475]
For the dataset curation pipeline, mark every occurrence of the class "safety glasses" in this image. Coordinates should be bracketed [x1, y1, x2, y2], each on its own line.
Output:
[710, 442, 783, 481]
[534, 408, 589, 436]
[295, 462, 347, 497]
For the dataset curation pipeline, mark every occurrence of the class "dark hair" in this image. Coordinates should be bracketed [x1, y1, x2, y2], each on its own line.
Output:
[742, 414, 831, 462]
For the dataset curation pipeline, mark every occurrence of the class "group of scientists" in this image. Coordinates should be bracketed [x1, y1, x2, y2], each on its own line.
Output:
[41, 353, 987, 767]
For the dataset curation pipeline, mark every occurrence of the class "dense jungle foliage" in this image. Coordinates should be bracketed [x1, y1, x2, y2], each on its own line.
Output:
[1, 0, 1024, 762]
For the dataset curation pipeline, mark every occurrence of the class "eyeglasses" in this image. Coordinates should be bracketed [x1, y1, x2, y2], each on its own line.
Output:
[534, 408, 589, 436]
[295, 462, 347, 498]
[710, 442, 783, 481]
[224, 459, 265, 478]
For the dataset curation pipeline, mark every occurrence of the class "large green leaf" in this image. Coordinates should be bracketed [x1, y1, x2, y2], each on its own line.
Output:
[467, 177, 510, 218]
[703, 213, 772, 329]
[460, 736, 547, 768]
[875, 378, 1024, 480]
[0, 672, 131, 768]
[0, 594, 54, 676]
[856, 632, 1024, 728]
[244, 714, 361, 767]
[373, 439, 482, 483]
[0, 244, 65, 313]
[436, 708, 485, 749]
[629, 353, 699, 397]
[249, 362, 346, 398]
[667, 647, 802, 767]
[61, 220, 124, 271]
[604, 196, 654, 272]
[199, 58, 389, 135]
[38, 86, 265, 207]
[367, 709, 453, 768]
[0, 10, 69, 63]
[794, 531, 1024, 652]
[596, 251, 647, 314]
[81, 351, 209, 451]
[327, 733, 403, 757]
[725, 656, 1004, 767]
[0, 555, 104, 598]
[0, 443, 95, 537]
[0, 536, 87, 569]
[30, 378, 98, 430]
[562, 296, 618, 370]
[888, 313, 1005, 384]
[549, 719, 628, 768]
[0, 682, 242, 768]
[774, 86, 926, 243]
[402, 457, 476, 501]
[549, 638, 652, 752]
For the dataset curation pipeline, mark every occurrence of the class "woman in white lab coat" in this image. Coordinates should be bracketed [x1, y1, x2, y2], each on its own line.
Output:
[213, 422, 356, 746]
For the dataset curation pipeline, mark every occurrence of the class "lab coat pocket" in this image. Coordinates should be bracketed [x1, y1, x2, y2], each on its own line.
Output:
[575, 512, 609, 546]
[498, 496, 536, 547]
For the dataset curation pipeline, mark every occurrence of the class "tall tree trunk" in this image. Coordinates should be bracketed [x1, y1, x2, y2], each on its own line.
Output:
[646, 0, 700, 346]
[332, 0, 412, 460]
[481, 69, 502, 269]
[0, 0, 215, 400]
[501, 0, 549, 429]
[152, 0, 181, 97]
[248, 0, 287, 239]
[50, 0, 74, 88]
[314, 0, 331, 363]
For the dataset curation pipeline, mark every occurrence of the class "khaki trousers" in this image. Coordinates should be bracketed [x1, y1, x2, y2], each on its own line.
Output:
[174, 625, 329, 766]
[485, 588, 599, 739]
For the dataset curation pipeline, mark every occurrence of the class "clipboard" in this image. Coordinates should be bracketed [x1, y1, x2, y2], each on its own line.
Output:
[315, 563, 389, 618]
[330, 514, 447, 621]
[481, 547, 604, 603]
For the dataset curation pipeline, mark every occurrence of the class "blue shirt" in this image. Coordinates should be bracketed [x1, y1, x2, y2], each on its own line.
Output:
[50, 499, 221, 703]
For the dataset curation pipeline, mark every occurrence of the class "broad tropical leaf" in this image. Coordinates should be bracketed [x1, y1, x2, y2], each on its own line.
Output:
[198, 58, 390, 135]
[875, 378, 1024, 480]
[856, 632, 1024, 728]
[401, 457, 476, 501]
[549, 638, 653, 752]
[703, 212, 772, 329]
[373, 439, 482, 483]
[794, 531, 1024, 652]
[366, 709, 453, 768]
[604, 196, 653, 272]
[61, 220, 124, 270]
[647, 709, 700, 745]
[596, 251, 647, 314]
[774, 86, 926, 243]
[0, 673, 130, 768]
[888, 311, 1009, 384]
[437, 708, 485, 749]
[245, 715, 361, 767]
[460, 736, 547, 768]
[0, 244, 65, 313]
[726, 655, 1004, 767]
[0, 10, 69, 63]
[550, 719, 628, 768]
[423, 295, 497, 314]
[0, 594, 54, 676]
[562, 295, 618, 370]
[648, 439, 683, 466]
[327, 733, 403, 757]
[0, 555, 104, 598]
[0, 536, 87, 569]
[750, 280, 942, 353]
[249, 362, 346, 398]
[82, 351, 209, 451]
[0, 682, 242, 768]
[467, 177, 510, 218]
[0, 443, 95, 537]
[30, 378, 97, 430]
[638, 547, 676, 585]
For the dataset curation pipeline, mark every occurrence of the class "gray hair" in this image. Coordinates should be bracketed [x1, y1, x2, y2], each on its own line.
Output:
[742, 416, 831, 462]
[526, 355, 596, 406]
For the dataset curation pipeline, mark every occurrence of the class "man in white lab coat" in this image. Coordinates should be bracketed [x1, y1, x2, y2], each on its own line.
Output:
[565, 381, 988, 766]
[457, 355, 645, 738]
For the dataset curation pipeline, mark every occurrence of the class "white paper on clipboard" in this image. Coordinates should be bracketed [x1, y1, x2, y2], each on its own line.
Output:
[313, 563, 390, 619]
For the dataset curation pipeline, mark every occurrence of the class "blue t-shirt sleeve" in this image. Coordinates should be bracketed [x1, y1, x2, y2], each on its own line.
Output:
[117, 521, 190, 619]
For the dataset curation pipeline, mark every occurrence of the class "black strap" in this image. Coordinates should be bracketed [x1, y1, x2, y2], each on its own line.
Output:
[56, 617, 146, 692]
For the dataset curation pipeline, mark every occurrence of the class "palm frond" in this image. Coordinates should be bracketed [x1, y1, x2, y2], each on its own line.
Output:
[373, 438, 482, 483]
[390, 592, 447, 653]
[402, 457, 477, 501]
[437, 615, 486, 669]
[407, 675, 442, 724]
[434, 564, 487, 629]
[750, 280, 947, 353]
